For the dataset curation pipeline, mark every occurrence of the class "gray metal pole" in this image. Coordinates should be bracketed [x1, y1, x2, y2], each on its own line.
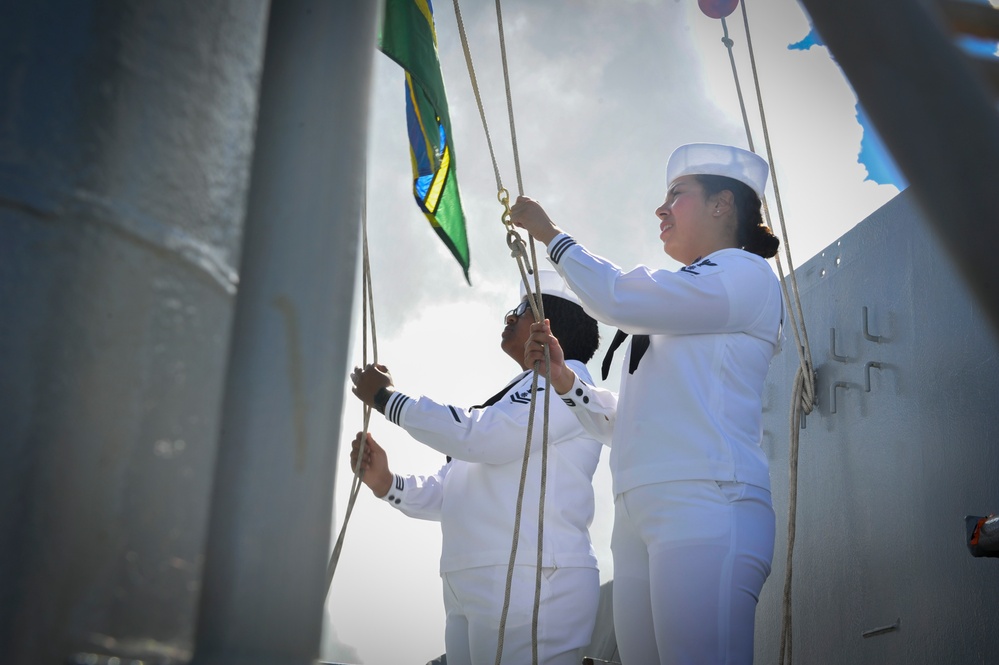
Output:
[191, 1, 378, 663]
[0, 2, 268, 663]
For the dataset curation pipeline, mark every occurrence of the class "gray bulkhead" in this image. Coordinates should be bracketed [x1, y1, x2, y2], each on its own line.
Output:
[755, 189, 999, 663]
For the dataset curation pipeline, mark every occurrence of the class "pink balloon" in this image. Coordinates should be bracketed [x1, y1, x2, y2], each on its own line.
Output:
[698, 0, 739, 19]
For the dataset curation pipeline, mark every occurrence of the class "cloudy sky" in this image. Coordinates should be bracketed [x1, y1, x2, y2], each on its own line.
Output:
[323, 1, 902, 662]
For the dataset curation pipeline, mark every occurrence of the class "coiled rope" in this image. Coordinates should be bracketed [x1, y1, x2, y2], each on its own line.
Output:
[718, 3, 816, 663]
[452, 1, 554, 663]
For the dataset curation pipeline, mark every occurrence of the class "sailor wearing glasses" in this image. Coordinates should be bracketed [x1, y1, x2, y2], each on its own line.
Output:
[350, 270, 603, 665]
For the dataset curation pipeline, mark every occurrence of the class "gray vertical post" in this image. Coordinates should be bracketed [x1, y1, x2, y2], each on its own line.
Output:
[0, 1, 268, 663]
[191, 1, 378, 663]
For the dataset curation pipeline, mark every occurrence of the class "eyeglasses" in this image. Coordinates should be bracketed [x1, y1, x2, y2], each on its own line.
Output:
[504, 300, 532, 323]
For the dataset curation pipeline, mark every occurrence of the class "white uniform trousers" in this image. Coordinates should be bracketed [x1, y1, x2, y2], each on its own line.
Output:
[611, 480, 775, 665]
[442, 564, 599, 665]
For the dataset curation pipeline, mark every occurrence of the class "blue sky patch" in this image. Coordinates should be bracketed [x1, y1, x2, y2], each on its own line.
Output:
[787, 23, 907, 187]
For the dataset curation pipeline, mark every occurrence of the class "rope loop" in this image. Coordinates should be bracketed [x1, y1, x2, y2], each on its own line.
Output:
[506, 228, 529, 261]
[499, 187, 530, 264]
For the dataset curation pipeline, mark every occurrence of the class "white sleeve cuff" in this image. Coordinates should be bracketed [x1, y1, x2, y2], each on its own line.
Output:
[547, 233, 577, 265]
[381, 474, 406, 506]
[559, 373, 594, 409]
[383, 391, 412, 426]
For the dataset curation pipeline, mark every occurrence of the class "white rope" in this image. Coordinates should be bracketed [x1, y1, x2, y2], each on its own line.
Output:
[325, 191, 378, 595]
[717, 3, 816, 663]
[493, 0, 525, 197]
[451, 2, 551, 662]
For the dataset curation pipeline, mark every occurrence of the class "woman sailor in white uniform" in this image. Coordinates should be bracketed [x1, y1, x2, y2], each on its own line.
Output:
[512, 143, 783, 664]
[350, 271, 603, 665]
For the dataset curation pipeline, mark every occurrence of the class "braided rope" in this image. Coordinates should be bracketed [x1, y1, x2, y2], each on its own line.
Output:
[718, 4, 817, 663]
[494, 0, 524, 196]
[452, 0, 504, 193]
[326, 190, 378, 594]
[451, 3, 550, 662]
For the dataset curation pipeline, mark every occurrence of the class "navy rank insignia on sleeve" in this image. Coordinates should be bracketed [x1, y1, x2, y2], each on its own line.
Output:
[510, 386, 546, 404]
[680, 257, 718, 275]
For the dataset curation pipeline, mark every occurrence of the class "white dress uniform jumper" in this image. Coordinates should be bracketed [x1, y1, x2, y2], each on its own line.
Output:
[379, 360, 602, 665]
[547, 231, 783, 665]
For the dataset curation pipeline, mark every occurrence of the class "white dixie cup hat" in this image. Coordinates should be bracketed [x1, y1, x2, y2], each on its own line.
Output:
[665, 142, 770, 197]
[519, 269, 581, 306]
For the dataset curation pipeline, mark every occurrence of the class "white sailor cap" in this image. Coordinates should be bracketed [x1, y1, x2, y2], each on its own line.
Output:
[519, 269, 580, 306]
[665, 142, 770, 198]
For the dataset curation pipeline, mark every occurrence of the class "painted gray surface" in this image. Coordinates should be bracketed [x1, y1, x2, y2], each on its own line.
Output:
[755, 189, 999, 663]
[0, 1, 268, 662]
[1, 0, 377, 662]
[191, 1, 377, 663]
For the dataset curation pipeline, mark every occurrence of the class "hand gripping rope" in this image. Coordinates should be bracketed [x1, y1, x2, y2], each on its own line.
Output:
[452, 1, 554, 663]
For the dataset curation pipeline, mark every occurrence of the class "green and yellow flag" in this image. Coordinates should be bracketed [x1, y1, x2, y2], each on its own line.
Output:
[380, 0, 471, 282]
